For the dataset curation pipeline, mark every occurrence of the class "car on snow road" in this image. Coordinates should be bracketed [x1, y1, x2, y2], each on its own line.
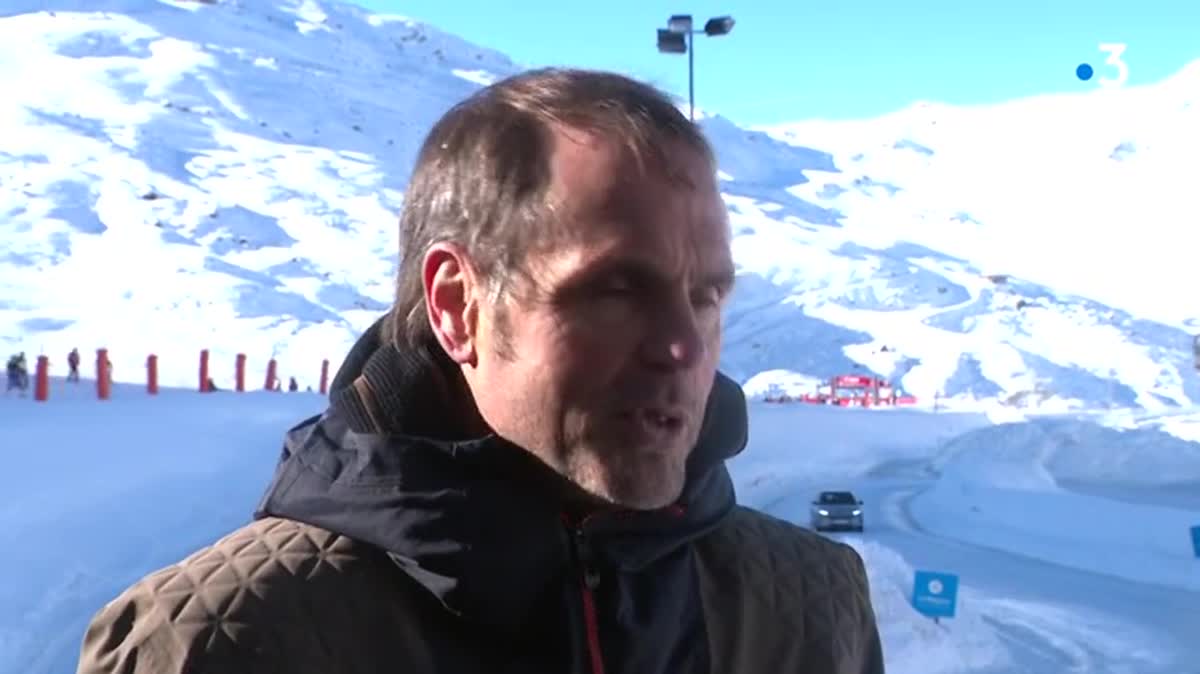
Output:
[810, 491, 864, 532]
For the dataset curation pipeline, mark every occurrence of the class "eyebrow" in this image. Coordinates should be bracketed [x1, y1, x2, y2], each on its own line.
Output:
[705, 266, 738, 294]
[586, 258, 737, 293]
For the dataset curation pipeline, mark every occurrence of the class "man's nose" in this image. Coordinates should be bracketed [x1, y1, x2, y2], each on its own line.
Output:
[639, 295, 708, 371]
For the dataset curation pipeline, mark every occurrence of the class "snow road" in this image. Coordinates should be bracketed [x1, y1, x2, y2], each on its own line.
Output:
[770, 475, 1199, 674]
[732, 403, 1200, 674]
[2, 385, 1199, 674]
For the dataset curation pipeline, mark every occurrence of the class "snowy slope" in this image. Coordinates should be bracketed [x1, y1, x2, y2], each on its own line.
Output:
[744, 67, 1200, 408]
[1, 0, 1197, 411]
[1, 0, 516, 392]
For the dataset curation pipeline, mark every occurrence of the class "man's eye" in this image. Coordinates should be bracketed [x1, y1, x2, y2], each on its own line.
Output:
[692, 286, 723, 308]
[599, 276, 636, 295]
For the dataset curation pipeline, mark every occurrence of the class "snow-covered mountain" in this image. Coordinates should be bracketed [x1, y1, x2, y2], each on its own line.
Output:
[2, 0, 1197, 411]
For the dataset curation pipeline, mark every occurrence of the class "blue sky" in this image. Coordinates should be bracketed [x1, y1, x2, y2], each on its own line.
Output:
[352, 0, 1200, 126]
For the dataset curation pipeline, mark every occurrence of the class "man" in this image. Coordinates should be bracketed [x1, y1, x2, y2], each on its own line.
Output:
[67, 348, 80, 383]
[76, 68, 884, 674]
[6, 352, 27, 396]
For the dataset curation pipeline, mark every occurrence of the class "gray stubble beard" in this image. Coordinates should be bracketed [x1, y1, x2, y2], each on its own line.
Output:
[563, 442, 688, 510]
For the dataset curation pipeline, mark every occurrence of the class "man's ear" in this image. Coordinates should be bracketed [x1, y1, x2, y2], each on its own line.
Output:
[423, 242, 479, 365]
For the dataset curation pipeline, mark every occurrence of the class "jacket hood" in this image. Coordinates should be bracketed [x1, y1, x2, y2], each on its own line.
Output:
[254, 315, 749, 637]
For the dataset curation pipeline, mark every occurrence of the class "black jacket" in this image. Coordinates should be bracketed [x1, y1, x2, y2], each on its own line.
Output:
[254, 317, 750, 673]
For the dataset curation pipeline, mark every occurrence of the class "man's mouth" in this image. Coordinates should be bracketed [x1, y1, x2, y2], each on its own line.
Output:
[623, 407, 685, 433]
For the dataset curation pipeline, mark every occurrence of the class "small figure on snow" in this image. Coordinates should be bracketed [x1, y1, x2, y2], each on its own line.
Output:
[67, 348, 81, 382]
[6, 352, 29, 396]
[288, 377, 298, 392]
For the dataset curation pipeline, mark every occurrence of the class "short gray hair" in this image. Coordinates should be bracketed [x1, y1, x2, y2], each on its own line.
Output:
[383, 67, 716, 350]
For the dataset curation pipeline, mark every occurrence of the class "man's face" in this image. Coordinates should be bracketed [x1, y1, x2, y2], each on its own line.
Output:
[465, 128, 735, 510]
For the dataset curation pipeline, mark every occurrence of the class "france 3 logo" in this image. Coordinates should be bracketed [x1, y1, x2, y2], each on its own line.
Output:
[1076, 43, 1129, 88]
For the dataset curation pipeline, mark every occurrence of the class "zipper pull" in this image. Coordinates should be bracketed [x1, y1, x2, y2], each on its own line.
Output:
[574, 527, 601, 589]
[573, 525, 591, 562]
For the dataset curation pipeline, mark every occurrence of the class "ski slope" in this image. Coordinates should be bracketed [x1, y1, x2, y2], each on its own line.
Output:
[1, 0, 1198, 412]
[3, 385, 1198, 674]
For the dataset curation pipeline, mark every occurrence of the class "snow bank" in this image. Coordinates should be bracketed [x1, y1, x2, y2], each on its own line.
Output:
[834, 535, 1170, 674]
[964, 595, 1176, 673]
[845, 539, 1011, 674]
[912, 418, 1200, 590]
[731, 402, 991, 506]
[1156, 413, 1200, 443]
[1101, 407, 1200, 444]
[930, 417, 1200, 488]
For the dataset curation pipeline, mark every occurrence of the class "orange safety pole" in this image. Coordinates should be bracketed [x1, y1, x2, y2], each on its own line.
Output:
[264, 358, 277, 391]
[34, 355, 49, 402]
[319, 359, 329, 395]
[97, 348, 110, 400]
[147, 354, 158, 395]
[199, 349, 210, 392]
[239, 354, 250, 392]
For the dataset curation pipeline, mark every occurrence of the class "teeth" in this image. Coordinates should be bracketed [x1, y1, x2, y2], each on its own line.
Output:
[642, 411, 666, 425]
[633, 409, 677, 428]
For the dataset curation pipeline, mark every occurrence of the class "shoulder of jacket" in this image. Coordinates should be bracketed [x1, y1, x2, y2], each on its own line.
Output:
[698, 505, 869, 581]
[77, 517, 385, 673]
[693, 506, 883, 673]
[153, 516, 372, 587]
[121, 516, 380, 608]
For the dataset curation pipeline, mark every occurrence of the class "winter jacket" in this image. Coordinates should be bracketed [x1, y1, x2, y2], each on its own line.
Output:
[75, 319, 885, 674]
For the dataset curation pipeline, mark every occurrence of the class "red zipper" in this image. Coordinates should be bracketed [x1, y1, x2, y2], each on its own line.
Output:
[563, 513, 607, 674]
[579, 570, 606, 674]
[564, 503, 686, 674]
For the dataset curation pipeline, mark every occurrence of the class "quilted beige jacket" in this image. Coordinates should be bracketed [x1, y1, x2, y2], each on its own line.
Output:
[77, 507, 883, 674]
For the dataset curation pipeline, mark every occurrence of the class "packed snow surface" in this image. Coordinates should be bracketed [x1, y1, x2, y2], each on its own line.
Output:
[2, 384, 1198, 674]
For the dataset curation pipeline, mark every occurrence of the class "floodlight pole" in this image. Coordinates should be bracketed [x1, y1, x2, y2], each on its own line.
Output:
[656, 14, 734, 122]
[687, 30, 695, 121]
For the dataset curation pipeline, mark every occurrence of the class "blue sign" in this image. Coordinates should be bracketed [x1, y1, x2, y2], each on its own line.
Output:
[912, 571, 959, 619]
[1191, 526, 1200, 559]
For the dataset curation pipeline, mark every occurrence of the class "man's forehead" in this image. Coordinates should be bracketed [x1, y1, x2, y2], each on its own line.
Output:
[545, 125, 713, 212]
[536, 124, 729, 278]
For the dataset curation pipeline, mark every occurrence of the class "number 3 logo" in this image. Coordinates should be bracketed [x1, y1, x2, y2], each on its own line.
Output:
[1098, 43, 1129, 88]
